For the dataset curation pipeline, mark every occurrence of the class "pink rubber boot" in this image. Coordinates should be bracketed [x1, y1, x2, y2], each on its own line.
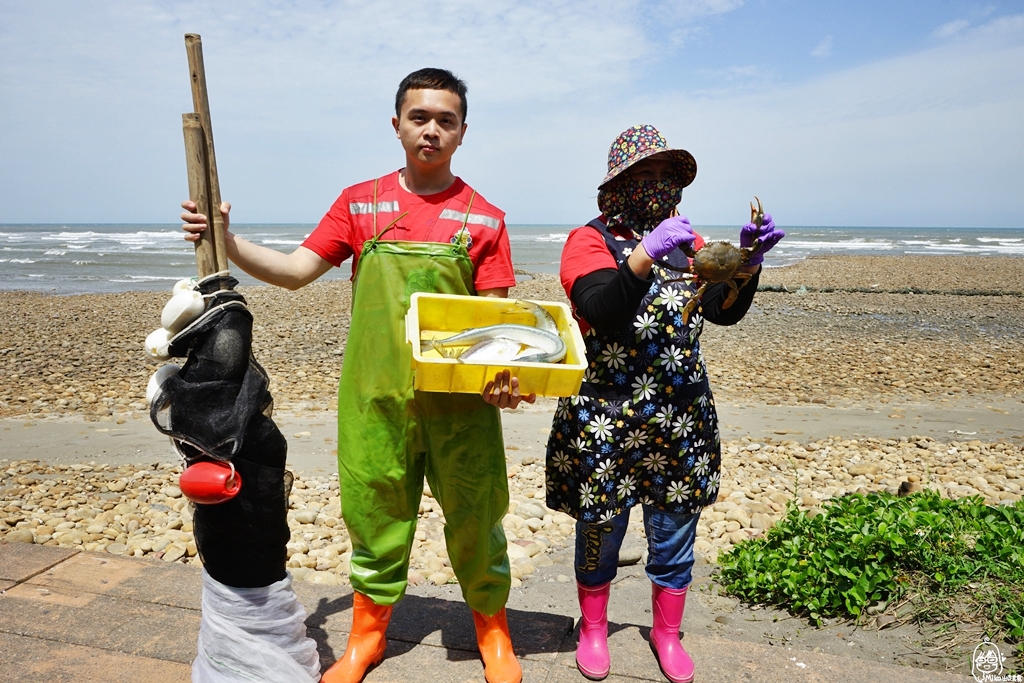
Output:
[649, 583, 694, 683]
[576, 581, 611, 680]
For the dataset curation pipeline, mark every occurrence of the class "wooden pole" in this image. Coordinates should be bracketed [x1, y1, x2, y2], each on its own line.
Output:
[184, 33, 229, 273]
[182, 114, 217, 278]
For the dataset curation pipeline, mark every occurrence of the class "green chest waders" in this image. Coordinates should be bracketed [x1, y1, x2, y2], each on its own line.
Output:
[336, 237, 511, 615]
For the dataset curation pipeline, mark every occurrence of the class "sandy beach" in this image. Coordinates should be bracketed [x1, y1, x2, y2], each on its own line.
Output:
[2, 254, 1024, 674]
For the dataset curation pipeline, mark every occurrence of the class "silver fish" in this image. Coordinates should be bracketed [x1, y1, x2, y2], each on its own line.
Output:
[458, 337, 549, 362]
[459, 337, 522, 362]
[511, 300, 558, 334]
[429, 324, 566, 363]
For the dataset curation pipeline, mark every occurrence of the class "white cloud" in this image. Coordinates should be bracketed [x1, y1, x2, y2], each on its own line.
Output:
[0, 0, 658, 222]
[648, 0, 745, 47]
[635, 0, 744, 25]
[0, 3, 1020, 230]
[480, 14, 1023, 227]
[811, 35, 833, 58]
[934, 19, 970, 39]
[624, 14, 1024, 227]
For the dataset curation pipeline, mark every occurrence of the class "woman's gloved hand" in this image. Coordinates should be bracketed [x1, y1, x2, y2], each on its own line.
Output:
[640, 216, 695, 260]
[740, 213, 784, 265]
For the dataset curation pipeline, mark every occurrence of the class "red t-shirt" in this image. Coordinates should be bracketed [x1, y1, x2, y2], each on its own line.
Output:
[559, 217, 706, 296]
[302, 171, 516, 291]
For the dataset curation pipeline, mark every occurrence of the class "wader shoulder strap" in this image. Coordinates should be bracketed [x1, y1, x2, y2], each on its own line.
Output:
[367, 176, 408, 249]
[449, 191, 477, 248]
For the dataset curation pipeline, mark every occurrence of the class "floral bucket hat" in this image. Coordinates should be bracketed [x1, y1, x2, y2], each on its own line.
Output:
[599, 124, 697, 189]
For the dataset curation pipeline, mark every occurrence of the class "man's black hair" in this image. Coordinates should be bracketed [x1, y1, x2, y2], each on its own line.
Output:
[395, 68, 468, 123]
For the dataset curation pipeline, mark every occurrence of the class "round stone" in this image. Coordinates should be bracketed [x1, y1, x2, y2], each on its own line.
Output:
[523, 542, 545, 558]
[515, 502, 546, 521]
[293, 510, 317, 525]
[290, 567, 315, 582]
[163, 544, 187, 562]
[505, 544, 529, 561]
[5, 529, 35, 543]
[512, 557, 535, 577]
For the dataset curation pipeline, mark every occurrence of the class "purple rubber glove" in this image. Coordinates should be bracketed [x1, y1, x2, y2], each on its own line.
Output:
[740, 213, 784, 265]
[640, 216, 695, 261]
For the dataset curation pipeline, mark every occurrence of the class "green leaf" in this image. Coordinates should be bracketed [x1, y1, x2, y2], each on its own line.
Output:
[717, 490, 1024, 641]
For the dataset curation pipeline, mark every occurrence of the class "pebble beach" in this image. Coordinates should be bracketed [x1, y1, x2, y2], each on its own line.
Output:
[2, 254, 1024, 587]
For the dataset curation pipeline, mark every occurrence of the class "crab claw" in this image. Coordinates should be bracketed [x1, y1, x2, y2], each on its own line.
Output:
[742, 238, 762, 263]
[750, 196, 764, 229]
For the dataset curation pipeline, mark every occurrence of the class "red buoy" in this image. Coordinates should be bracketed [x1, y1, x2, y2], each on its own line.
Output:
[179, 460, 241, 505]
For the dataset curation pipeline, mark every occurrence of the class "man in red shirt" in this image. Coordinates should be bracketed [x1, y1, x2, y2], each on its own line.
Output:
[182, 68, 528, 683]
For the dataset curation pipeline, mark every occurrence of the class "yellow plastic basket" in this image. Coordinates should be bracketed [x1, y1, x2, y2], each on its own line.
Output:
[405, 292, 587, 397]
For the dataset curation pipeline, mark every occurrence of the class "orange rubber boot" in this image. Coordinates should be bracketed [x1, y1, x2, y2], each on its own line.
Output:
[472, 607, 522, 683]
[321, 592, 393, 683]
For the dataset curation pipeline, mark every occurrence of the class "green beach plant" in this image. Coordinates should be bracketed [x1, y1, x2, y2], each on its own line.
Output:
[718, 491, 1024, 649]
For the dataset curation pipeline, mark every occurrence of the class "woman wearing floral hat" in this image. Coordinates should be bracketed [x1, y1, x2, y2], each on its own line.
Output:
[545, 124, 784, 682]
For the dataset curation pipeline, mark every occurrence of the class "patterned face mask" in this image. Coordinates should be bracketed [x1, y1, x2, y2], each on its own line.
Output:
[598, 174, 685, 237]
[627, 179, 683, 223]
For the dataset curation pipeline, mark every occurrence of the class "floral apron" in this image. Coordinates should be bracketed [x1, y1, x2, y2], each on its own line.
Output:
[545, 218, 722, 523]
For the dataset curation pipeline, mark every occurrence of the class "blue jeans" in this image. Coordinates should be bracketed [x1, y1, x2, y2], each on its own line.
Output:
[575, 505, 700, 590]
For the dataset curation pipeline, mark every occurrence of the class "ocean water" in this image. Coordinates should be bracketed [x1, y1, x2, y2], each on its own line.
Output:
[1, 223, 1022, 294]
[510, 225, 1024, 274]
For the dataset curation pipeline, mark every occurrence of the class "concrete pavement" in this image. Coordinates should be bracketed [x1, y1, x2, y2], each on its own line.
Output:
[0, 542, 971, 683]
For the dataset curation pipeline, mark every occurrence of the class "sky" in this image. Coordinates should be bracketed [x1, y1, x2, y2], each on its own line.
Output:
[0, 1, 1022, 228]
